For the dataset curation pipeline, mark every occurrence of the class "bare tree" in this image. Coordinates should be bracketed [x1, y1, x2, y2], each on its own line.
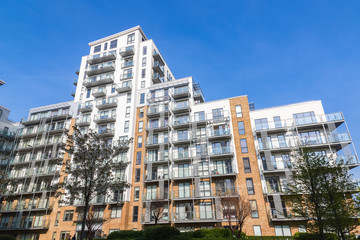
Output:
[84, 206, 106, 240]
[56, 126, 131, 240]
[220, 194, 251, 238]
[149, 201, 165, 225]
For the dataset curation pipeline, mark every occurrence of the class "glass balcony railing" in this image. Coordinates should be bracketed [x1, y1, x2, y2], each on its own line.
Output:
[122, 61, 134, 68]
[209, 129, 231, 137]
[120, 72, 133, 80]
[209, 146, 233, 156]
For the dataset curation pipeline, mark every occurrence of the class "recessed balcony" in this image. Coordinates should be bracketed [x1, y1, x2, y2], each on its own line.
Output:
[94, 114, 116, 124]
[87, 52, 116, 65]
[152, 61, 164, 76]
[85, 64, 115, 76]
[119, 46, 135, 57]
[92, 88, 107, 98]
[96, 98, 118, 110]
[115, 82, 132, 93]
[83, 76, 114, 88]
[79, 104, 93, 113]
[152, 73, 164, 84]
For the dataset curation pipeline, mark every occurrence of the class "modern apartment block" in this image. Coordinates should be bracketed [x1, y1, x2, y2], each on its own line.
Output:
[0, 26, 358, 239]
[0, 106, 20, 168]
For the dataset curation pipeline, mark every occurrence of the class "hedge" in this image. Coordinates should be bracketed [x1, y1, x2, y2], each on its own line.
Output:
[144, 226, 180, 240]
[0, 235, 16, 240]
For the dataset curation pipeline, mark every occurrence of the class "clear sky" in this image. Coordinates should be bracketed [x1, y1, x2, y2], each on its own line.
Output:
[1, 1, 359, 175]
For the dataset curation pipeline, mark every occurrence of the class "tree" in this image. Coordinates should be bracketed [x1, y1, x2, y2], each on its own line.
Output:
[84, 206, 106, 240]
[220, 194, 251, 239]
[287, 147, 359, 240]
[148, 201, 165, 225]
[57, 126, 131, 240]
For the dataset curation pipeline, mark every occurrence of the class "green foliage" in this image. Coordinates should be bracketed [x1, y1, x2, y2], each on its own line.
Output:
[0, 235, 15, 240]
[107, 230, 144, 240]
[293, 232, 337, 240]
[247, 237, 294, 240]
[144, 226, 180, 240]
[192, 229, 233, 239]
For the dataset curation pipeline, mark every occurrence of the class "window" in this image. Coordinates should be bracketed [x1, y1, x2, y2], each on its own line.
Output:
[86, 89, 91, 98]
[136, 152, 142, 165]
[127, 93, 131, 103]
[253, 226, 262, 236]
[135, 168, 141, 182]
[141, 81, 145, 88]
[274, 116, 282, 128]
[246, 178, 255, 195]
[137, 136, 143, 148]
[140, 93, 145, 104]
[243, 157, 251, 173]
[54, 211, 60, 226]
[127, 33, 135, 44]
[109, 39, 117, 49]
[235, 105, 242, 117]
[104, 42, 108, 50]
[240, 139, 248, 153]
[199, 181, 211, 197]
[275, 225, 291, 236]
[111, 84, 116, 93]
[138, 121, 143, 132]
[143, 46, 147, 55]
[142, 57, 147, 67]
[111, 206, 122, 218]
[134, 187, 140, 201]
[63, 210, 74, 221]
[255, 118, 269, 130]
[250, 200, 259, 218]
[194, 111, 205, 121]
[60, 232, 71, 240]
[124, 121, 129, 132]
[125, 107, 130, 118]
[132, 206, 139, 222]
[139, 107, 144, 118]
[293, 111, 316, 125]
[238, 121, 245, 135]
[141, 69, 146, 78]
[298, 225, 306, 233]
[94, 45, 101, 53]
[212, 108, 224, 120]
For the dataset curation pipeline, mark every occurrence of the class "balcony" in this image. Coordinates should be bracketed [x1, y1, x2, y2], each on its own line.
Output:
[112, 157, 129, 168]
[152, 73, 164, 84]
[115, 81, 132, 93]
[87, 52, 116, 65]
[96, 98, 118, 110]
[0, 128, 16, 139]
[171, 87, 191, 99]
[210, 166, 236, 177]
[0, 217, 51, 231]
[78, 103, 93, 113]
[258, 139, 293, 152]
[153, 50, 164, 65]
[20, 112, 72, 126]
[172, 151, 192, 162]
[172, 133, 192, 145]
[294, 112, 345, 129]
[71, 89, 75, 97]
[76, 118, 91, 127]
[206, 112, 230, 124]
[144, 155, 169, 165]
[172, 102, 191, 114]
[73, 78, 78, 86]
[83, 76, 114, 88]
[92, 88, 107, 98]
[99, 129, 115, 138]
[172, 190, 194, 200]
[209, 146, 234, 159]
[142, 192, 169, 202]
[121, 61, 134, 69]
[120, 72, 133, 80]
[0, 201, 55, 213]
[145, 138, 169, 148]
[146, 122, 169, 132]
[192, 115, 207, 126]
[152, 61, 164, 76]
[94, 114, 116, 124]
[85, 63, 115, 76]
[336, 155, 359, 168]
[172, 118, 190, 129]
[10, 153, 63, 167]
[173, 210, 220, 223]
[144, 173, 169, 182]
[119, 45, 134, 57]
[208, 129, 231, 140]
[146, 105, 169, 118]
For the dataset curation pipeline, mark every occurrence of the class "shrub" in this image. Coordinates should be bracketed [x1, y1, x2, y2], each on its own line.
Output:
[247, 237, 293, 240]
[192, 228, 233, 239]
[0, 235, 15, 240]
[107, 230, 144, 240]
[144, 226, 180, 240]
[294, 232, 337, 240]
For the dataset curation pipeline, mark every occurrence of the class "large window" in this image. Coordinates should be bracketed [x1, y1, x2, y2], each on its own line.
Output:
[212, 108, 224, 120]
[111, 206, 122, 218]
[238, 121, 245, 135]
[246, 178, 255, 195]
[63, 210, 74, 221]
[199, 202, 213, 219]
[250, 200, 259, 218]
[179, 182, 190, 198]
[275, 225, 291, 236]
[255, 118, 269, 130]
[135, 169, 141, 182]
[293, 111, 316, 125]
[235, 105, 242, 118]
[299, 130, 322, 145]
[199, 181, 211, 197]
[243, 157, 251, 173]
[132, 206, 139, 222]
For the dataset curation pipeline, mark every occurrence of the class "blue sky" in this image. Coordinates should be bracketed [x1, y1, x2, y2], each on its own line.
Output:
[1, 1, 360, 175]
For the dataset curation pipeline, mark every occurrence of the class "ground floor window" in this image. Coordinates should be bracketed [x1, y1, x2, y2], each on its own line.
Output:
[275, 225, 291, 236]
[254, 225, 262, 236]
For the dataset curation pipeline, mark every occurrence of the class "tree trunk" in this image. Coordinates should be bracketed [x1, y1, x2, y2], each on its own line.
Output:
[80, 198, 90, 240]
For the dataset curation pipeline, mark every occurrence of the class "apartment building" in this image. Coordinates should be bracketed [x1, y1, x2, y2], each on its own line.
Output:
[0, 106, 20, 168]
[0, 102, 76, 240]
[0, 26, 358, 239]
[249, 101, 359, 236]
